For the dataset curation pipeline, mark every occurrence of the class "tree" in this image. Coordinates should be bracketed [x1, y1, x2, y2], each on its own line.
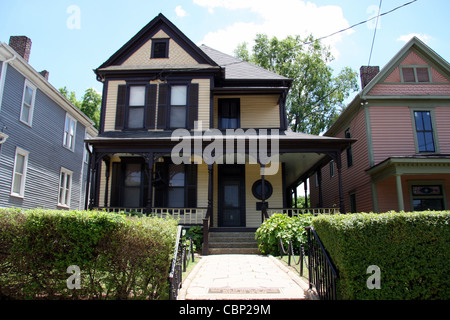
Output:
[59, 87, 101, 129]
[234, 34, 359, 135]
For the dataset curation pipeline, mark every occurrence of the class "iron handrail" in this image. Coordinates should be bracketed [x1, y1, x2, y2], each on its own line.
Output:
[168, 226, 183, 300]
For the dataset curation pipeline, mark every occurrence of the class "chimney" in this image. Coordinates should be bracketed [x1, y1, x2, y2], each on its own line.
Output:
[40, 70, 49, 81]
[9, 36, 32, 62]
[360, 66, 380, 89]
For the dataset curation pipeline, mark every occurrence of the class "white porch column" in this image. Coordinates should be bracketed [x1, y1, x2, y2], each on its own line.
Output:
[395, 174, 404, 211]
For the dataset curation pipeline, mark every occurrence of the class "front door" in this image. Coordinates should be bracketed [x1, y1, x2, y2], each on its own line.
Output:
[219, 165, 245, 227]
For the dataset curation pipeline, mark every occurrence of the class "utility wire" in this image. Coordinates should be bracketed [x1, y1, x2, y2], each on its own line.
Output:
[367, 0, 383, 67]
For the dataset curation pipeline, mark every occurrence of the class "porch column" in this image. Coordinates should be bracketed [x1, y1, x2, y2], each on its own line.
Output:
[317, 169, 323, 208]
[207, 164, 213, 220]
[260, 163, 268, 221]
[335, 153, 345, 213]
[103, 157, 111, 208]
[88, 151, 98, 210]
[294, 187, 298, 208]
[145, 152, 154, 215]
[395, 174, 404, 211]
[304, 179, 308, 208]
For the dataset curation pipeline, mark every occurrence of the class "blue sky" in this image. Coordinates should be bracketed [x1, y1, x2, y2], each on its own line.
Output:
[1, 0, 449, 101]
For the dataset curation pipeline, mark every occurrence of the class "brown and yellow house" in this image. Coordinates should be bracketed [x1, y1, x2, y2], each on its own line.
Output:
[86, 14, 354, 254]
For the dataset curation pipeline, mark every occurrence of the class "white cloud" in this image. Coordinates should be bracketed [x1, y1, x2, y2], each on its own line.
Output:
[397, 33, 431, 44]
[194, 0, 353, 58]
[175, 5, 187, 18]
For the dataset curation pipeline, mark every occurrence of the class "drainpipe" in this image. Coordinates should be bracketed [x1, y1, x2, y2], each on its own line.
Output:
[0, 53, 17, 112]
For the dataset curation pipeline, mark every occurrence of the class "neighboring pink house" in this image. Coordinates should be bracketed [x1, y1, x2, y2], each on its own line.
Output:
[309, 37, 450, 213]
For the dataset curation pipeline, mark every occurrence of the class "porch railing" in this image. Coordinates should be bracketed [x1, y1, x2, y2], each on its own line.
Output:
[267, 207, 339, 217]
[94, 207, 207, 225]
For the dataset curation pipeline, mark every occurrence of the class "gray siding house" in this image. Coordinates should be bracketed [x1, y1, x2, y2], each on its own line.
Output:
[0, 36, 97, 210]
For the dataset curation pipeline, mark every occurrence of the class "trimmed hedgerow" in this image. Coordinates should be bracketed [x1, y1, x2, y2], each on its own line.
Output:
[312, 211, 450, 300]
[0, 208, 178, 300]
[255, 213, 312, 255]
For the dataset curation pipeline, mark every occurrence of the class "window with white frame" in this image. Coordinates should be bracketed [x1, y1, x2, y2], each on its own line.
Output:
[169, 85, 188, 128]
[58, 168, 72, 207]
[11, 147, 29, 197]
[63, 113, 77, 151]
[20, 80, 36, 126]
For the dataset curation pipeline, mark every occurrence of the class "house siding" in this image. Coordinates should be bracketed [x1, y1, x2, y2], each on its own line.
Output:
[0, 64, 88, 210]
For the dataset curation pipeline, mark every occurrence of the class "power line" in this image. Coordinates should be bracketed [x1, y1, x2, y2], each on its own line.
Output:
[367, 0, 383, 67]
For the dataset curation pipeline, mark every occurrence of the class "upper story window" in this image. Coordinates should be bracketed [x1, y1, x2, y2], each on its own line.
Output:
[63, 113, 77, 151]
[413, 111, 436, 153]
[401, 66, 431, 83]
[11, 147, 29, 198]
[58, 167, 73, 207]
[128, 86, 146, 129]
[151, 39, 169, 59]
[219, 99, 240, 129]
[170, 85, 188, 128]
[20, 80, 36, 126]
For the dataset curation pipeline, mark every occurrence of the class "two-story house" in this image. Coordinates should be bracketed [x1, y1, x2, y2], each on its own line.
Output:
[309, 37, 450, 213]
[0, 36, 97, 211]
[87, 14, 354, 254]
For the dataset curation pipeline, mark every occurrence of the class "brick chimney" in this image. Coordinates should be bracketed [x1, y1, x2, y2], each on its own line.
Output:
[360, 66, 380, 89]
[39, 70, 49, 81]
[9, 36, 32, 62]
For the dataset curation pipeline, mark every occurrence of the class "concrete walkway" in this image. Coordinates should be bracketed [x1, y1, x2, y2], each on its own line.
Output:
[178, 254, 310, 300]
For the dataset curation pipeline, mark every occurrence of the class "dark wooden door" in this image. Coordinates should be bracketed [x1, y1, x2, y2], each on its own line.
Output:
[219, 165, 245, 227]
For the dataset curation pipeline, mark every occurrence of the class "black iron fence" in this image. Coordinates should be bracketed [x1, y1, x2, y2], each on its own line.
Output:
[306, 226, 338, 300]
[279, 226, 338, 300]
[168, 226, 195, 300]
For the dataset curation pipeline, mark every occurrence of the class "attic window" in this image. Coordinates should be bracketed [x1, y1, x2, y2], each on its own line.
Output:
[151, 39, 169, 59]
[401, 66, 431, 83]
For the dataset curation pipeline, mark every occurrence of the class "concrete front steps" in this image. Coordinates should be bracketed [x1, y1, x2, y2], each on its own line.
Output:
[208, 231, 260, 255]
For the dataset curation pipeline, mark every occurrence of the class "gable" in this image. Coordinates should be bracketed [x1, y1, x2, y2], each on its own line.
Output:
[96, 14, 217, 71]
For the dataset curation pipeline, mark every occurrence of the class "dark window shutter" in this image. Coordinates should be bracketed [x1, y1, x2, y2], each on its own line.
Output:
[157, 84, 168, 129]
[145, 84, 157, 129]
[188, 83, 199, 129]
[185, 164, 197, 208]
[115, 85, 127, 130]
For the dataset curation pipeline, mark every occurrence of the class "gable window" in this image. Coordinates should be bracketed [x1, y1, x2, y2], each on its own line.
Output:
[401, 66, 431, 83]
[169, 85, 188, 128]
[128, 86, 146, 129]
[58, 168, 72, 207]
[414, 111, 435, 153]
[20, 80, 36, 126]
[11, 147, 29, 198]
[345, 129, 353, 167]
[63, 113, 77, 151]
[151, 39, 169, 59]
[219, 99, 240, 129]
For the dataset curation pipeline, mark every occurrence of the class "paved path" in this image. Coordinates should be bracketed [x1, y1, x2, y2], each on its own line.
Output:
[178, 254, 309, 300]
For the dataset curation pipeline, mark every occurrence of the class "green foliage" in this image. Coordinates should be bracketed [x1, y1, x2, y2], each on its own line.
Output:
[312, 211, 450, 300]
[235, 34, 359, 135]
[184, 225, 203, 252]
[0, 208, 178, 300]
[59, 86, 101, 129]
[255, 213, 312, 255]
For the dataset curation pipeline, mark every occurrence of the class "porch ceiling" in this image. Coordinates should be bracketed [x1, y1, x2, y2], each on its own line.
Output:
[281, 152, 328, 188]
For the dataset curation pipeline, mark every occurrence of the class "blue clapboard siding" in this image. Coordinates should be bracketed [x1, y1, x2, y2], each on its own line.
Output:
[0, 63, 88, 210]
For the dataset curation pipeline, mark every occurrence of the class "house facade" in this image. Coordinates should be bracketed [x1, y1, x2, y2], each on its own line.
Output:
[0, 36, 97, 211]
[309, 37, 450, 213]
[87, 13, 354, 247]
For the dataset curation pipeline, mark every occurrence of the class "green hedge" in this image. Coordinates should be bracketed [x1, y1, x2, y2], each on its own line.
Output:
[255, 213, 312, 255]
[0, 208, 178, 300]
[312, 211, 450, 300]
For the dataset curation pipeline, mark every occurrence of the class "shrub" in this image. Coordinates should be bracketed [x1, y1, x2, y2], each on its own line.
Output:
[0, 208, 178, 300]
[255, 213, 312, 255]
[312, 211, 450, 300]
[184, 225, 203, 252]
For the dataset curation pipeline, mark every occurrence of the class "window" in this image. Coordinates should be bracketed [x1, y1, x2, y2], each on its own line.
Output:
[345, 129, 353, 167]
[169, 85, 188, 128]
[401, 66, 431, 83]
[151, 39, 169, 59]
[219, 99, 240, 129]
[123, 163, 143, 207]
[411, 185, 444, 211]
[20, 80, 36, 126]
[58, 168, 72, 207]
[414, 111, 435, 152]
[63, 114, 77, 151]
[252, 179, 273, 200]
[11, 147, 29, 197]
[128, 86, 146, 129]
[349, 193, 357, 213]
[168, 164, 185, 207]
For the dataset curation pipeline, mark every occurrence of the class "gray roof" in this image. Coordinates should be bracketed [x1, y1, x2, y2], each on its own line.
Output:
[200, 45, 290, 81]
